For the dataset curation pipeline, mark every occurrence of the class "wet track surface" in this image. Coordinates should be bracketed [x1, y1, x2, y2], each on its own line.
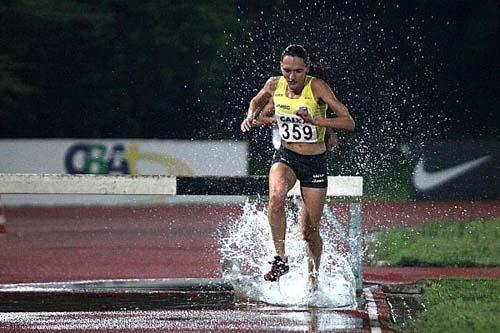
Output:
[0, 279, 393, 332]
[0, 307, 369, 332]
[1, 202, 499, 332]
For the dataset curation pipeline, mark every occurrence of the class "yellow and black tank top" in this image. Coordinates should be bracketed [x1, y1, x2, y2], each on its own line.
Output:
[273, 75, 327, 143]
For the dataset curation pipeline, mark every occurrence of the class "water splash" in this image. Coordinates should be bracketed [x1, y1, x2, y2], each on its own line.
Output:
[219, 4, 456, 176]
[218, 200, 357, 308]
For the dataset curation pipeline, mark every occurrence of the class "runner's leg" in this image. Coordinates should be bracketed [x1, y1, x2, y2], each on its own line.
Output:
[299, 187, 326, 286]
[268, 162, 296, 259]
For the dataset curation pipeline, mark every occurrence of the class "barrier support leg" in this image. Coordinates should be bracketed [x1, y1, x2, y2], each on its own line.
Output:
[0, 195, 6, 234]
[348, 202, 363, 291]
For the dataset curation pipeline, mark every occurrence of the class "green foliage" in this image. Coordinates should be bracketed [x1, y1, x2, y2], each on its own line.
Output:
[372, 218, 500, 267]
[361, 166, 411, 201]
[400, 279, 500, 332]
[0, 0, 239, 138]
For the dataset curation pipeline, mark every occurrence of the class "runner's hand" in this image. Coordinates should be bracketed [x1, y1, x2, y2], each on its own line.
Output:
[296, 109, 315, 124]
[240, 117, 255, 132]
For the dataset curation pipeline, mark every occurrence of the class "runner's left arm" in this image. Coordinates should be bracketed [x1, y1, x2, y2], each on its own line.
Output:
[308, 78, 355, 131]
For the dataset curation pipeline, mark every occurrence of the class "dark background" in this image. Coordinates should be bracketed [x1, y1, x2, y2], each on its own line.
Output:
[1, 0, 498, 175]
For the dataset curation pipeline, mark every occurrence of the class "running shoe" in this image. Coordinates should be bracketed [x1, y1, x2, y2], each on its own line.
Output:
[264, 256, 289, 281]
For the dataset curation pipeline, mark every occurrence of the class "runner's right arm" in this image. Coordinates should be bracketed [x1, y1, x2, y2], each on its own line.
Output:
[241, 77, 279, 132]
[254, 98, 276, 127]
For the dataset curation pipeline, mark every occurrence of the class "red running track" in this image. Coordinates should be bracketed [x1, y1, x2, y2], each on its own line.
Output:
[1, 205, 238, 284]
[0, 202, 498, 333]
[1, 201, 499, 284]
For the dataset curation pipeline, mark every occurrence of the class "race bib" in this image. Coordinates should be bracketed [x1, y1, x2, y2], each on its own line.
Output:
[275, 114, 318, 143]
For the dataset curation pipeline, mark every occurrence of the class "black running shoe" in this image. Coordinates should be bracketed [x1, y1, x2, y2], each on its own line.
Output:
[264, 256, 289, 281]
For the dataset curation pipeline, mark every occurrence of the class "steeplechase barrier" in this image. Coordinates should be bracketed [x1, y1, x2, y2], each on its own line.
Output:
[0, 173, 364, 290]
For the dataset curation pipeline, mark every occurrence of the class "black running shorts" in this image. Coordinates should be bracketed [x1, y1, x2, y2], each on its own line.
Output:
[271, 146, 328, 188]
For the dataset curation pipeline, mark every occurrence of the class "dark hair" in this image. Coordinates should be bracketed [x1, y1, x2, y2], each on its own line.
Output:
[281, 44, 310, 65]
[308, 55, 328, 80]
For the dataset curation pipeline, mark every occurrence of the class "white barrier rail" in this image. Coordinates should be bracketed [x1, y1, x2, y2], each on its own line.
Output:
[0, 174, 362, 197]
[0, 174, 177, 195]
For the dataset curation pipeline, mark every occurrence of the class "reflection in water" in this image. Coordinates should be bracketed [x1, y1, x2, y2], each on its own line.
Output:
[254, 307, 362, 332]
[0, 308, 364, 332]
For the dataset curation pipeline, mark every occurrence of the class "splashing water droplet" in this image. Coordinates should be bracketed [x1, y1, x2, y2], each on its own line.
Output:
[218, 200, 357, 308]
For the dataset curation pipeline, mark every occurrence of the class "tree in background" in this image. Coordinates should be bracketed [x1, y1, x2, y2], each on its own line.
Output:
[0, 0, 238, 138]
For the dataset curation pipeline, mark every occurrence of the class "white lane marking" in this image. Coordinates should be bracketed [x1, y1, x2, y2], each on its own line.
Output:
[364, 287, 382, 333]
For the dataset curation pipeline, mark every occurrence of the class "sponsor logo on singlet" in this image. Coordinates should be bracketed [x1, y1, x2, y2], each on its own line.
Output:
[275, 103, 290, 110]
[279, 115, 303, 123]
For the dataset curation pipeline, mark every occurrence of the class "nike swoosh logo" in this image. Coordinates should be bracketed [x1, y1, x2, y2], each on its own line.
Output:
[413, 155, 492, 191]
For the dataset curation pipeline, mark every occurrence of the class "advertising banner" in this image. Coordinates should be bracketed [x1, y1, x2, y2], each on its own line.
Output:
[408, 140, 499, 201]
[0, 139, 248, 205]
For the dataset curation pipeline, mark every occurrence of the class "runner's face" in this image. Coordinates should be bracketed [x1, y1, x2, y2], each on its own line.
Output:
[280, 55, 309, 92]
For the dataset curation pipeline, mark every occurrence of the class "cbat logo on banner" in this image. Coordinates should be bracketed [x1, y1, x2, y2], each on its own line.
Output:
[64, 143, 194, 176]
